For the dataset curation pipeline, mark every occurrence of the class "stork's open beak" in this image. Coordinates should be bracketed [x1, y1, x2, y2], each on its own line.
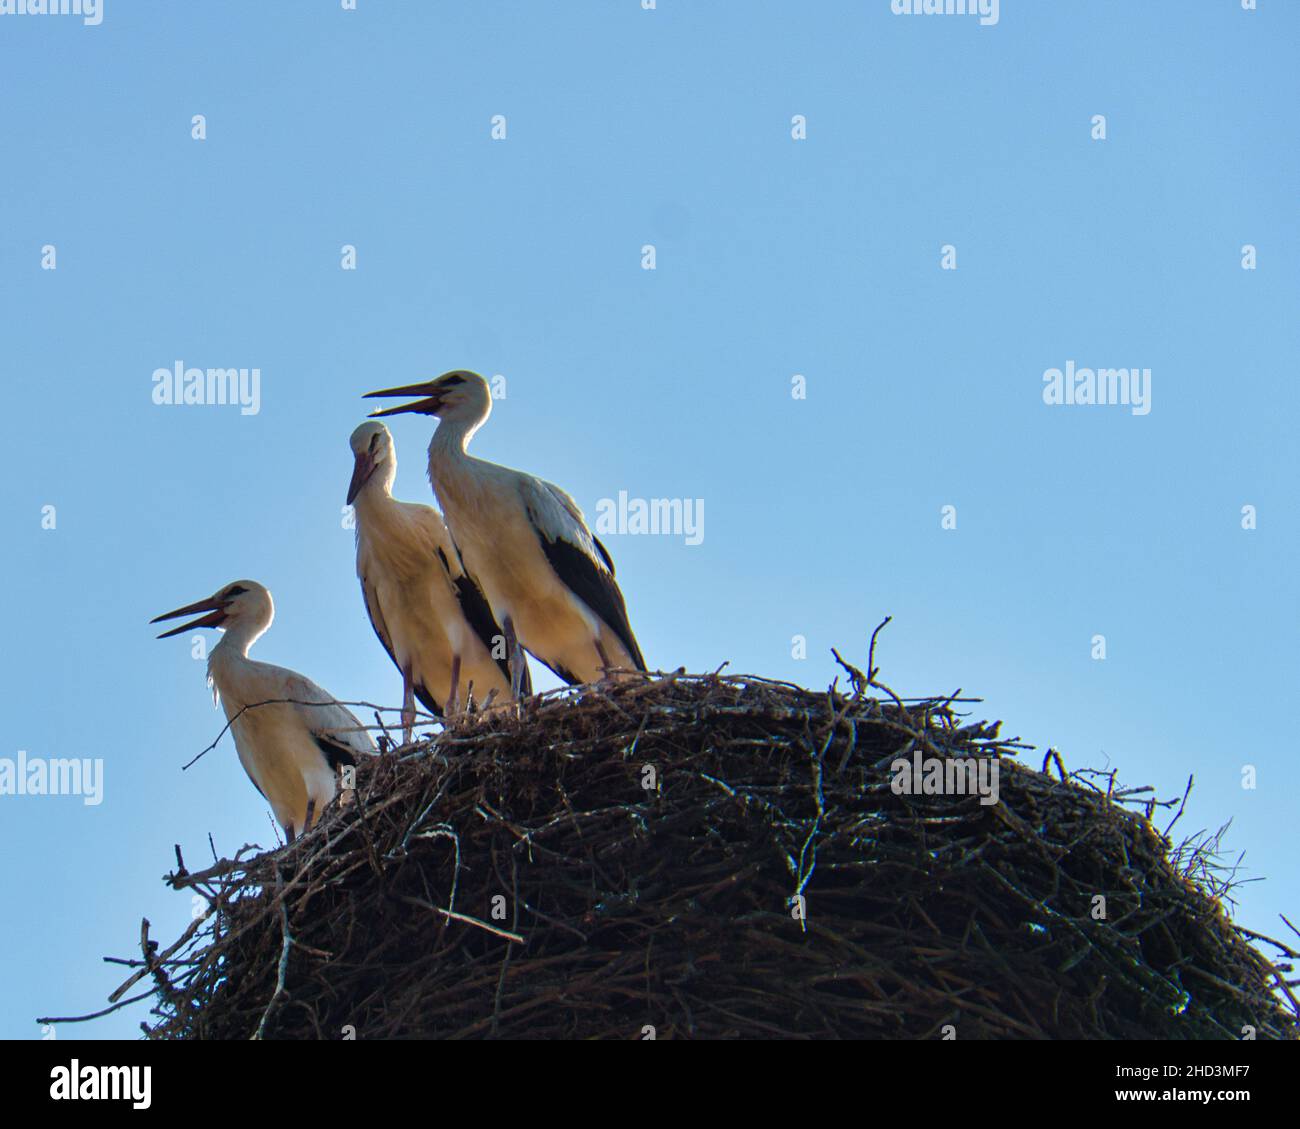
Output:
[151, 595, 228, 639]
[347, 449, 376, 505]
[364, 381, 444, 418]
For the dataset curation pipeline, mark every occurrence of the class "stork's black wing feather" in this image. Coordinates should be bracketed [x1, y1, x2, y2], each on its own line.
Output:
[313, 733, 360, 772]
[592, 535, 616, 575]
[531, 528, 646, 673]
[360, 573, 442, 717]
[452, 572, 520, 689]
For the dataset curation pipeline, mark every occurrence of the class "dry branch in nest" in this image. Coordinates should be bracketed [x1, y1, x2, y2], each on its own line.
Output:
[100, 663, 1297, 1040]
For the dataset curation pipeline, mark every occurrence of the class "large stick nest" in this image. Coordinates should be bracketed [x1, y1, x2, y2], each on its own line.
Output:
[122, 668, 1296, 1040]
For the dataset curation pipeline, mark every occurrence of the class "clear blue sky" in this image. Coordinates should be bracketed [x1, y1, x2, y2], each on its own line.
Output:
[2, 1, 1296, 1039]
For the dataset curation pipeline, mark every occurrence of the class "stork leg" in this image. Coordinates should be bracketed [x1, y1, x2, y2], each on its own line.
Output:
[446, 654, 462, 716]
[595, 639, 613, 681]
[286, 823, 296, 844]
[401, 668, 416, 745]
[503, 615, 524, 702]
[303, 799, 317, 835]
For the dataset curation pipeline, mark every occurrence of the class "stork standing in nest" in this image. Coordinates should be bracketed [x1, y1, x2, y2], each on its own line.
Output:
[365, 370, 646, 694]
[152, 580, 376, 841]
[347, 420, 525, 738]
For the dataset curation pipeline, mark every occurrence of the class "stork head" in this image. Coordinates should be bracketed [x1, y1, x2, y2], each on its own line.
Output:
[347, 420, 397, 504]
[364, 370, 492, 427]
[151, 580, 273, 640]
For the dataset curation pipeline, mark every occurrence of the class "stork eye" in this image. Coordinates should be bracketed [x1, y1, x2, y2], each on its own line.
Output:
[225, 585, 248, 598]
[440, 375, 465, 388]
[369, 435, 379, 451]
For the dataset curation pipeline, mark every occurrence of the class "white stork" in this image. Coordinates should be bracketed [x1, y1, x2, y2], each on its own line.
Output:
[152, 580, 377, 841]
[347, 420, 525, 737]
[365, 370, 646, 693]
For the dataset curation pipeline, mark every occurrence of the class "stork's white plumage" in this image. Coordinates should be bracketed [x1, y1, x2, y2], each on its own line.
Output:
[347, 421, 524, 737]
[365, 370, 646, 692]
[152, 580, 376, 840]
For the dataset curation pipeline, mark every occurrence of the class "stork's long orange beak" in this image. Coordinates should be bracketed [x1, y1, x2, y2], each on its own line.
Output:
[150, 595, 228, 639]
[364, 381, 444, 418]
[346, 449, 376, 505]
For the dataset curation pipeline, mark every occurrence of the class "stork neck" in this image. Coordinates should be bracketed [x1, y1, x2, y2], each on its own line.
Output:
[213, 618, 268, 658]
[351, 477, 393, 516]
[429, 415, 477, 461]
